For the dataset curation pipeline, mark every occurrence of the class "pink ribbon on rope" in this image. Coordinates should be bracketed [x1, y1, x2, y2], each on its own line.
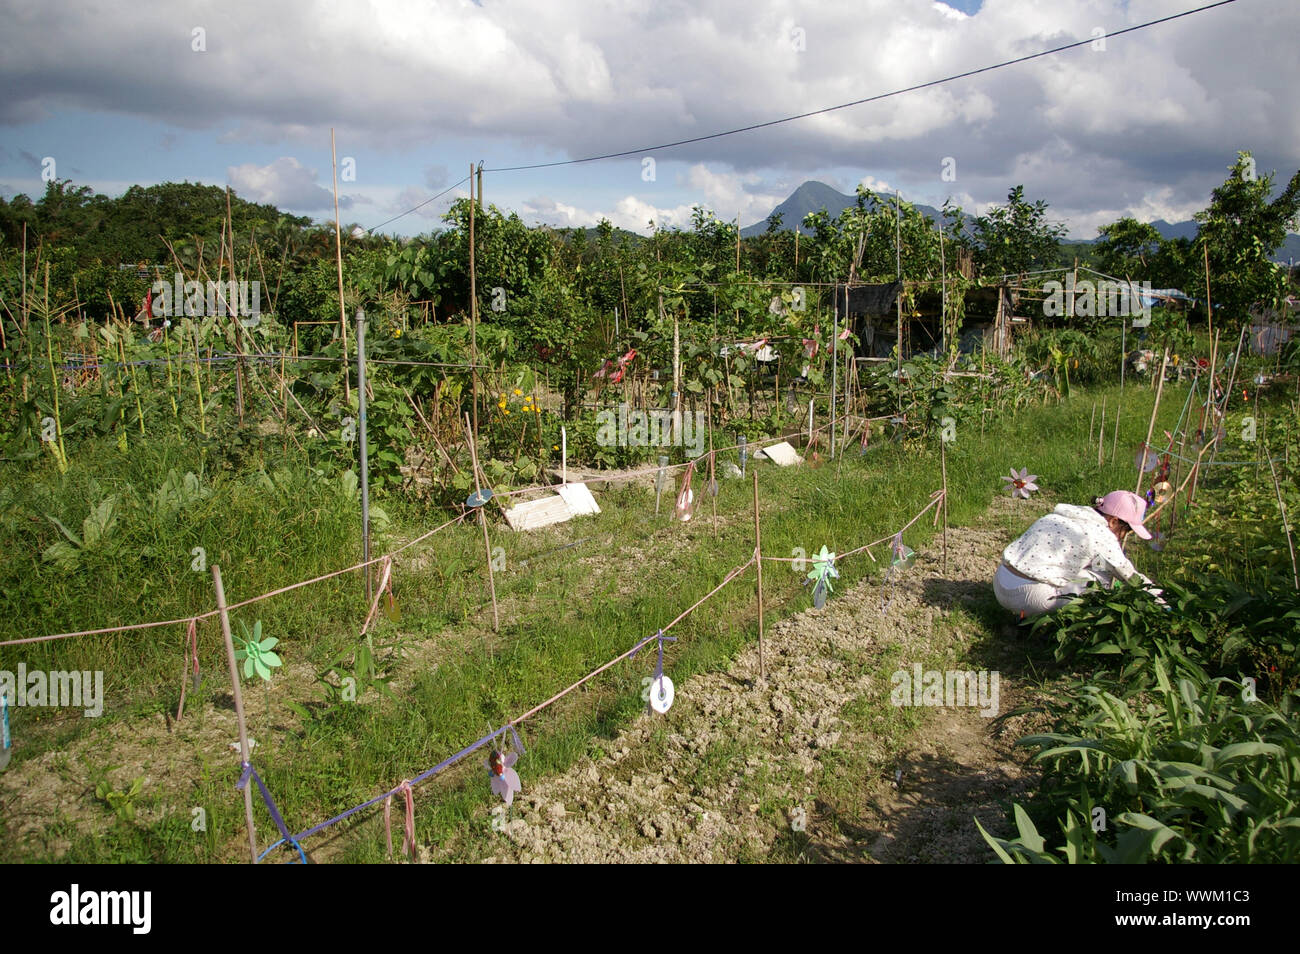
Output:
[175, 617, 200, 723]
[383, 779, 416, 862]
[359, 556, 394, 637]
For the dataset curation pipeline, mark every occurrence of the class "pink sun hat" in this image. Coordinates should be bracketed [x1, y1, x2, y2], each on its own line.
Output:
[1097, 490, 1152, 539]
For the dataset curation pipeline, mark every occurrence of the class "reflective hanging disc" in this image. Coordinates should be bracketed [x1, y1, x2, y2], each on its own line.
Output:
[649, 675, 674, 714]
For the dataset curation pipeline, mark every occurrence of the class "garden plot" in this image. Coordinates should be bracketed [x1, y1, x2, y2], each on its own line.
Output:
[463, 495, 1048, 864]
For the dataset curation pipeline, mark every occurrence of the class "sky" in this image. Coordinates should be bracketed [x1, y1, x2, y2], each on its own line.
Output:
[1, 0, 1296, 241]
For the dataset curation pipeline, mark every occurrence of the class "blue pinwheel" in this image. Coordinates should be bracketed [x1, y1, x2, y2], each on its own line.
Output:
[806, 546, 840, 608]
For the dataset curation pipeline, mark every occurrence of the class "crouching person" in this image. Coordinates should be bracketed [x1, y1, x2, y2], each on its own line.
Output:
[993, 490, 1162, 619]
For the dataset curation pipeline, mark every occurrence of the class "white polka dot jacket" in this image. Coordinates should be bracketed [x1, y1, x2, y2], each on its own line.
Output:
[1001, 504, 1153, 589]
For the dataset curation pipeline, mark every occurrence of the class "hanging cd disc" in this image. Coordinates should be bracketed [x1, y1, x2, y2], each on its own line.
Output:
[649, 675, 674, 714]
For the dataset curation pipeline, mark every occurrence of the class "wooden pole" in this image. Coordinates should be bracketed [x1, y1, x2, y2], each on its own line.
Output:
[225, 185, 246, 426]
[1089, 400, 1097, 444]
[895, 190, 904, 386]
[1202, 329, 1220, 449]
[1136, 350, 1169, 495]
[1098, 395, 1106, 469]
[708, 395, 718, 534]
[469, 164, 479, 453]
[940, 441, 949, 576]
[1266, 444, 1300, 591]
[1209, 325, 1248, 468]
[464, 413, 498, 631]
[752, 471, 765, 683]
[1098, 402, 1106, 468]
[357, 310, 372, 606]
[1203, 242, 1214, 359]
[1111, 400, 1120, 463]
[212, 564, 258, 864]
[330, 129, 350, 401]
[939, 226, 948, 361]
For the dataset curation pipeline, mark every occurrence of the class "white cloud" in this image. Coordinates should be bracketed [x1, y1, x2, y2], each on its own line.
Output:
[932, 2, 969, 22]
[521, 194, 698, 235]
[227, 157, 341, 211]
[2, 0, 1296, 238]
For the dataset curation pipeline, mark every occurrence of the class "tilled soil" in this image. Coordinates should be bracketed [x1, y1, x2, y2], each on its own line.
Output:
[471, 494, 1047, 864]
[2, 490, 1051, 864]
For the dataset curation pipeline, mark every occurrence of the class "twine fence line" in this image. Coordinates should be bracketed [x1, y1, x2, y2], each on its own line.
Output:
[264, 488, 938, 858]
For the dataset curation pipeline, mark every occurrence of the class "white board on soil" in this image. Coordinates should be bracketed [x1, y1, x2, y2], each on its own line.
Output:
[504, 495, 574, 531]
[757, 441, 803, 466]
[557, 482, 600, 516]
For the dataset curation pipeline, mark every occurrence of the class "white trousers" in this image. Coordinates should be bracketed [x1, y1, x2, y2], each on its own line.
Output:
[993, 563, 1104, 618]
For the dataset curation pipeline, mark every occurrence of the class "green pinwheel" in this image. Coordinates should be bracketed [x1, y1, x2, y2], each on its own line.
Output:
[806, 546, 840, 608]
[234, 619, 282, 681]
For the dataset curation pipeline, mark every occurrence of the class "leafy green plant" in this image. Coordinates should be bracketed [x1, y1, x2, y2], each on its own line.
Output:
[988, 661, 1300, 863]
[91, 766, 145, 822]
[42, 496, 121, 570]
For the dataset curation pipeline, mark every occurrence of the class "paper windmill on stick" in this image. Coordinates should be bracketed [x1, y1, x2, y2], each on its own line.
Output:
[805, 546, 840, 608]
[1002, 467, 1039, 500]
[486, 749, 522, 807]
[890, 534, 915, 569]
[234, 619, 281, 681]
[1134, 445, 1159, 473]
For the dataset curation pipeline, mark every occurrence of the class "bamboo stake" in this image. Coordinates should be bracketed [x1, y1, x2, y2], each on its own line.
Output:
[1111, 401, 1120, 463]
[469, 163, 479, 455]
[1136, 350, 1169, 495]
[1265, 446, 1300, 592]
[212, 564, 259, 864]
[191, 325, 206, 436]
[940, 441, 949, 576]
[708, 395, 718, 534]
[464, 413, 499, 632]
[1203, 242, 1214, 361]
[752, 471, 765, 683]
[40, 270, 67, 472]
[1098, 395, 1106, 469]
[1209, 325, 1248, 469]
[1098, 402, 1105, 468]
[331, 129, 350, 401]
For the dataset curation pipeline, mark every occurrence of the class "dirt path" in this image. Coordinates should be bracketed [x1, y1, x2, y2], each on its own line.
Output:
[466, 493, 1046, 864]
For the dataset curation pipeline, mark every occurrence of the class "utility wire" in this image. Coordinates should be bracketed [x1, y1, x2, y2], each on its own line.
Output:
[365, 174, 472, 234]
[485, 0, 1240, 174]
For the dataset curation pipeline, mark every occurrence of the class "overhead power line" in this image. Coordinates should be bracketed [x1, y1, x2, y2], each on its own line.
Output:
[485, 0, 1240, 174]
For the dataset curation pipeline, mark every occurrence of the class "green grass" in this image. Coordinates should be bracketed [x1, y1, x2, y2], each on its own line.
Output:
[0, 381, 1197, 862]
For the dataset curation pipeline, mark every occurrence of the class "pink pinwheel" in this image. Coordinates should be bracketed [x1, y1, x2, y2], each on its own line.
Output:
[486, 749, 521, 806]
[1002, 467, 1039, 499]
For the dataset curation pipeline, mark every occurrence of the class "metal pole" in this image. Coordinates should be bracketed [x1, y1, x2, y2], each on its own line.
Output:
[357, 309, 372, 605]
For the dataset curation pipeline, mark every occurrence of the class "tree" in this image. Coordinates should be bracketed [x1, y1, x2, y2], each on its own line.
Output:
[1193, 151, 1300, 324]
[970, 185, 1067, 279]
[1094, 218, 1162, 280]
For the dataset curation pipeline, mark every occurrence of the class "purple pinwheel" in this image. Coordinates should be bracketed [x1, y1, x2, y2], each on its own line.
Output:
[1002, 467, 1039, 499]
[486, 749, 521, 807]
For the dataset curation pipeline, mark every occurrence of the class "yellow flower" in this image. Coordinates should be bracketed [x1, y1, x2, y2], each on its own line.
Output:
[552, 444, 559, 450]
[394, 328, 403, 338]
[503, 409, 511, 415]
[513, 389, 523, 396]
